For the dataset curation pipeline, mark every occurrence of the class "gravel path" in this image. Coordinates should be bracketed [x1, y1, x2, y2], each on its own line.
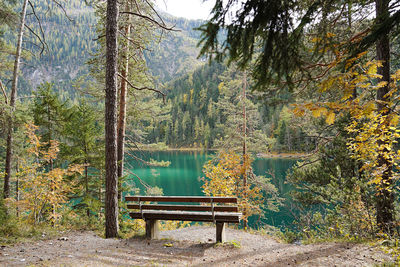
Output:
[0, 226, 394, 266]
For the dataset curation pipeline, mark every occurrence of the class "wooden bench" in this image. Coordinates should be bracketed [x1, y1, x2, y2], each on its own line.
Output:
[125, 196, 242, 242]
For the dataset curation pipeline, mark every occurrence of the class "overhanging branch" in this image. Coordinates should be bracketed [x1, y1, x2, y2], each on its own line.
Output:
[120, 11, 177, 31]
[117, 73, 166, 102]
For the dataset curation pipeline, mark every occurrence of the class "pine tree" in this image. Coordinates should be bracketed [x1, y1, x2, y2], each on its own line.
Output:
[104, 0, 119, 238]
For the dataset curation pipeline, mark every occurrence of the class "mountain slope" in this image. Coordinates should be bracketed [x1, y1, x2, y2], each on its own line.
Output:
[3, 1, 205, 94]
[144, 14, 205, 83]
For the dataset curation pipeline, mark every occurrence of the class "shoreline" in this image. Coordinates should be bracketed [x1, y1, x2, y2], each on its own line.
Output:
[257, 152, 309, 159]
[133, 146, 309, 159]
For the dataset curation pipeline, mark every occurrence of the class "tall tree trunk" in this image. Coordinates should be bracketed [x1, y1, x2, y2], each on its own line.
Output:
[242, 71, 247, 229]
[16, 158, 19, 217]
[84, 145, 89, 217]
[375, 0, 394, 232]
[105, 0, 119, 238]
[4, 0, 28, 199]
[117, 9, 131, 201]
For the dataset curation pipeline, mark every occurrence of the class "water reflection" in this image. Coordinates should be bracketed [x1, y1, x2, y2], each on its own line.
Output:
[127, 151, 297, 228]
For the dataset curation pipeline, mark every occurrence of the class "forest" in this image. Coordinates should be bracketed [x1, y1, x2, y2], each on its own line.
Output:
[1, 0, 400, 265]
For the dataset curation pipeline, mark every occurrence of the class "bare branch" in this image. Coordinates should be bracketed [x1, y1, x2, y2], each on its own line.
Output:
[24, 24, 46, 55]
[93, 34, 105, 41]
[117, 72, 166, 102]
[120, 11, 177, 31]
[124, 168, 151, 189]
[143, 0, 168, 26]
[117, 30, 149, 51]
[28, 0, 48, 54]
[50, 0, 74, 22]
[0, 79, 8, 104]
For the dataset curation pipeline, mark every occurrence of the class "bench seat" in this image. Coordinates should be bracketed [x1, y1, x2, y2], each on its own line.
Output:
[129, 210, 241, 223]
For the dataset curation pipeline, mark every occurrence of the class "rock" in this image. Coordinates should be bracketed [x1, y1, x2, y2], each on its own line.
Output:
[20, 259, 25, 262]
[58, 237, 68, 241]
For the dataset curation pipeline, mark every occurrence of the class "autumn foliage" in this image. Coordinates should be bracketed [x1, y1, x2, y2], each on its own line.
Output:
[10, 124, 84, 224]
[202, 151, 277, 226]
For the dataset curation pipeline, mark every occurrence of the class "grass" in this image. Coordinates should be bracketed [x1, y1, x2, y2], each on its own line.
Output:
[214, 240, 241, 249]
[0, 219, 63, 245]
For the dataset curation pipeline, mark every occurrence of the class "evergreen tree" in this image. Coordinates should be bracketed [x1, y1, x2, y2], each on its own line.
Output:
[32, 83, 69, 150]
[63, 99, 104, 217]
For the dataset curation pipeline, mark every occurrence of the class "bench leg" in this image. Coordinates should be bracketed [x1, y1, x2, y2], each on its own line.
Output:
[146, 220, 159, 239]
[216, 222, 226, 243]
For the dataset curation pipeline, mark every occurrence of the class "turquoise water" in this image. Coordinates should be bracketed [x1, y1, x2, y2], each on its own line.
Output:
[126, 151, 297, 229]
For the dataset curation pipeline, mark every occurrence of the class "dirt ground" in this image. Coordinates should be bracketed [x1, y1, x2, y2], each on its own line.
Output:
[0, 226, 394, 266]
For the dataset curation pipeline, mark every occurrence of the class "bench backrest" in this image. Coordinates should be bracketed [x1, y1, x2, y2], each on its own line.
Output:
[125, 196, 238, 213]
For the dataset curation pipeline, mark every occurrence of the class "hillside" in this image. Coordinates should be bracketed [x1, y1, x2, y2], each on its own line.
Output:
[10, 0, 97, 95]
[144, 13, 205, 83]
[3, 1, 204, 94]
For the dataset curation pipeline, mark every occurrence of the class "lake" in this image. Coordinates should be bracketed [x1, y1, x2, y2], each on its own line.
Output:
[126, 151, 298, 229]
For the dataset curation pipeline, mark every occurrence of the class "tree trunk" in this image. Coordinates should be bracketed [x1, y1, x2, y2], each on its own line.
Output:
[105, 0, 119, 238]
[4, 0, 28, 199]
[16, 158, 19, 217]
[117, 9, 131, 201]
[375, 0, 394, 232]
[84, 148, 89, 217]
[242, 71, 247, 229]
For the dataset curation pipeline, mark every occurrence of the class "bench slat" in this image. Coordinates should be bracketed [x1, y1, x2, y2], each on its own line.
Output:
[125, 196, 237, 203]
[127, 204, 238, 212]
[129, 211, 241, 223]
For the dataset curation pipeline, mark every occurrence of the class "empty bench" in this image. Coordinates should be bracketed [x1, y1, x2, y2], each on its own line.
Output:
[125, 196, 242, 242]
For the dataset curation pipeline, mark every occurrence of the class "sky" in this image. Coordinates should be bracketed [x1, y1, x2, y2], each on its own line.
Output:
[155, 0, 215, 20]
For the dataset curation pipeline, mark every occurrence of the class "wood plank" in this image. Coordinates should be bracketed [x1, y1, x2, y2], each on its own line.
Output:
[125, 196, 237, 203]
[126, 204, 238, 212]
[129, 211, 241, 223]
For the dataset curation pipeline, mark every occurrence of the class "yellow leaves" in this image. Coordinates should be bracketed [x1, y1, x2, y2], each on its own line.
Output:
[293, 102, 337, 124]
[17, 123, 82, 224]
[26, 123, 40, 156]
[42, 140, 60, 162]
[311, 36, 321, 43]
[390, 115, 399, 126]
[376, 81, 388, 88]
[326, 32, 336, 38]
[297, 59, 400, 190]
[363, 101, 376, 115]
[391, 69, 400, 81]
[367, 64, 377, 76]
[326, 112, 335, 125]
[218, 82, 225, 92]
[67, 164, 85, 176]
[202, 151, 264, 223]
[345, 51, 367, 69]
[292, 104, 305, 117]
[320, 77, 335, 93]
